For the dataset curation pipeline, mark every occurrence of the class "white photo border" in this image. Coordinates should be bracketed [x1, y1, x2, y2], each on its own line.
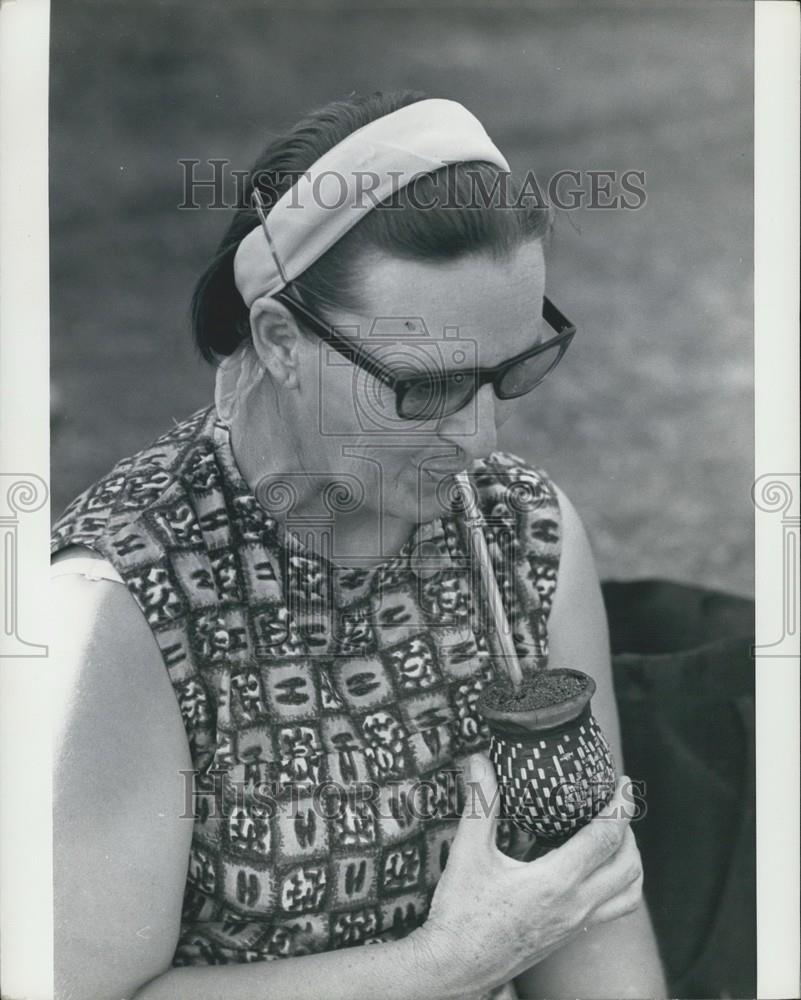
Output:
[753, 2, 800, 997]
[0, 2, 798, 998]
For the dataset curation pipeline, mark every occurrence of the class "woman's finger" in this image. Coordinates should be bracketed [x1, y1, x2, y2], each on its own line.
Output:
[452, 753, 501, 853]
[538, 775, 632, 886]
[574, 826, 642, 912]
[585, 868, 645, 926]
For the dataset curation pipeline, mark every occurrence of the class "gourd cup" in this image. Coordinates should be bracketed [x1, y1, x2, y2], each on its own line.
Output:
[476, 668, 616, 845]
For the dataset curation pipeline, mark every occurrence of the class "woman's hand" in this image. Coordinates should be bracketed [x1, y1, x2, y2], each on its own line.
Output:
[409, 754, 643, 1000]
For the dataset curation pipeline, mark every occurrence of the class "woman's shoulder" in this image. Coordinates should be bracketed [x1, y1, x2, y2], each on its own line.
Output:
[473, 449, 560, 505]
[51, 543, 188, 766]
[476, 458, 604, 661]
[51, 405, 215, 557]
[472, 450, 562, 544]
[51, 545, 124, 582]
[51, 545, 158, 648]
[464, 450, 563, 625]
[478, 455, 590, 582]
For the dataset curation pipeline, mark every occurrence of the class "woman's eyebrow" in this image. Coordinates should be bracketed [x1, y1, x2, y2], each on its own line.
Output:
[375, 334, 543, 380]
[351, 307, 547, 376]
[473, 323, 547, 371]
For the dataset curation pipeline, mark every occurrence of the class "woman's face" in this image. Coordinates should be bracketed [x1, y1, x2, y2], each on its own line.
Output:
[286, 238, 547, 525]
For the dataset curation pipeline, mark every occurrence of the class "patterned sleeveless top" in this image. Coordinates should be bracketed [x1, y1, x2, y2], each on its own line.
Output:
[51, 405, 562, 966]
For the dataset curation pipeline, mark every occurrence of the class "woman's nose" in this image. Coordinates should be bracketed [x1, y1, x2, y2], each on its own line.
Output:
[437, 383, 498, 462]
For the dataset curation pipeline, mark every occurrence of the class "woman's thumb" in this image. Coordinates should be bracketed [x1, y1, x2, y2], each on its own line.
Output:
[459, 752, 501, 842]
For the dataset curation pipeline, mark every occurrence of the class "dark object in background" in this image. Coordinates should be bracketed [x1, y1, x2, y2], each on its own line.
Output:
[603, 579, 756, 999]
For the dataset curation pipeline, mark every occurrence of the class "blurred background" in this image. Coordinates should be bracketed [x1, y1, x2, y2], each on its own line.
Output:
[49, 0, 753, 597]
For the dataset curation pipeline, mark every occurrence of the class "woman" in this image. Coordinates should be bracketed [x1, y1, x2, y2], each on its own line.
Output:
[51, 91, 666, 999]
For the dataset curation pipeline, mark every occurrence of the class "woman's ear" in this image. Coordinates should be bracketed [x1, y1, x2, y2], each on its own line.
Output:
[248, 295, 303, 389]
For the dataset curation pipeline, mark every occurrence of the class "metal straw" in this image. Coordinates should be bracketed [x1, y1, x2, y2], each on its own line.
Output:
[454, 471, 524, 690]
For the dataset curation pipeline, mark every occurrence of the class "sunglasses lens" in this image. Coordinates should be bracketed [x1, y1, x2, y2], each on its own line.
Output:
[442, 371, 479, 415]
[399, 371, 477, 420]
[497, 343, 563, 398]
[399, 378, 439, 420]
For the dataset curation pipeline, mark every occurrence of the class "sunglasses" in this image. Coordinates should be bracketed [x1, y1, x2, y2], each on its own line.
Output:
[251, 182, 575, 421]
[273, 285, 577, 422]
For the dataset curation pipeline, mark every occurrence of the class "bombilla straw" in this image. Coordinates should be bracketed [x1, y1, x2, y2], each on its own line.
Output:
[454, 471, 524, 691]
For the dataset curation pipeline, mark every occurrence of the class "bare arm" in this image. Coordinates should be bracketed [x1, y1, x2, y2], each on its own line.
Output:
[513, 485, 667, 999]
[132, 940, 435, 1000]
[51, 560, 445, 1000]
[52, 568, 194, 1000]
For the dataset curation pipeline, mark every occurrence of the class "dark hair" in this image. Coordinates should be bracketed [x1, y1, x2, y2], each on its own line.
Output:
[191, 90, 551, 363]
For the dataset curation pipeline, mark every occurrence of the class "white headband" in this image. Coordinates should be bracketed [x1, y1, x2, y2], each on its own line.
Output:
[232, 98, 510, 308]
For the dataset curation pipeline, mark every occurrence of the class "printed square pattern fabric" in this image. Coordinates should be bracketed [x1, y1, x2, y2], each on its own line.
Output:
[51, 406, 562, 965]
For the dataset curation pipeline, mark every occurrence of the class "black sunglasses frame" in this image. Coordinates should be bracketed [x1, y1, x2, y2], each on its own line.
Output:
[249, 186, 576, 420]
[273, 286, 577, 421]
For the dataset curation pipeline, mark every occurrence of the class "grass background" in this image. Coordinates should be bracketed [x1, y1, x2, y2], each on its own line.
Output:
[50, 0, 754, 597]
